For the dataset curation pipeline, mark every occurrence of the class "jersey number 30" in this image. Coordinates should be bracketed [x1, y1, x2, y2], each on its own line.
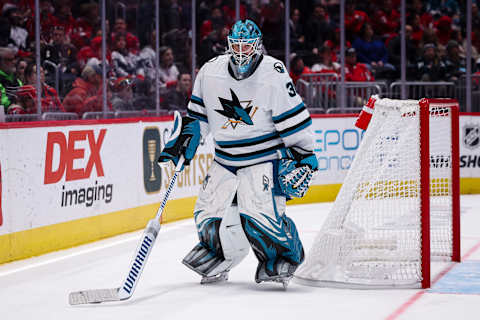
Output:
[286, 81, 297, 97]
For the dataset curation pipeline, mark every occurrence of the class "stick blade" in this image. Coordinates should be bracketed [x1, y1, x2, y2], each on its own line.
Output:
[69, 288, 121, 305]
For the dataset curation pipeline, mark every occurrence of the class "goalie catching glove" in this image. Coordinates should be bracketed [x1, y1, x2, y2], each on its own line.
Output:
[278, 147, 318, 198]
[158, 111, 201, 171]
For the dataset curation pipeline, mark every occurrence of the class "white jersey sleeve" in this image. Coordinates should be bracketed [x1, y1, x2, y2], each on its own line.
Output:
[270, 62, 314, 152]
[187, 66, 210, 137]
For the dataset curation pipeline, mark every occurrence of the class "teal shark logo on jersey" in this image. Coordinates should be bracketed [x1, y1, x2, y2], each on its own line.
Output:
[216, 89, 258, 129]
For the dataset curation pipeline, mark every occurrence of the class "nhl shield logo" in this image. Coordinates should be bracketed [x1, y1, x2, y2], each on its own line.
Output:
[463, 123, 480, 150]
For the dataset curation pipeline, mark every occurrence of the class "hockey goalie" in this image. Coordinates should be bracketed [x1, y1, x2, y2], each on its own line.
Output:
[158, 19, 318, 288]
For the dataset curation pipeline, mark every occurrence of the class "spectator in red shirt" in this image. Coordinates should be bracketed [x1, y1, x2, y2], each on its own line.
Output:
[345, 2, 368, 40]
[48, 3, 76, 43]
[77, 36, 111, 70]
[111, 18, 140, 54]
[324, 29, 352, 63]
[63, 63, 103, 116]
[199, 26, 229, 66]
[200, 7, 226, 40]
[70, 2, 98, 49]
[289, 54, 312, 85]
[435, 15, 453, 47]
[344, 48, 374, 82]
[411, 0, 433, 29]
[408, 14, 425, 47]
[15, 61, 65, 113]
[372, 0, 400, 39]
[311, 46, 340, 73]
[260, 0, 284, 50]
[222, 0, 247, 26]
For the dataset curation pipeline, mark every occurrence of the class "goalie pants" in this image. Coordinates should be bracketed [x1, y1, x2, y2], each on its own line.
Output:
[183, 160, 304, 277]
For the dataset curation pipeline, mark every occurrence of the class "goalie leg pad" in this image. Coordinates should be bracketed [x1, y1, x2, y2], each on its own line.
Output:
[219, 205, 250, 270]
[184, 206, 250, 278]
[236, 162, 305, 280]
[183, 218, 227, 277]
[184, 161, 249, 277]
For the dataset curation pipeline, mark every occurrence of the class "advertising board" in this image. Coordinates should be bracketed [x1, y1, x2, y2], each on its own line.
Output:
[0, 113, 478, 263]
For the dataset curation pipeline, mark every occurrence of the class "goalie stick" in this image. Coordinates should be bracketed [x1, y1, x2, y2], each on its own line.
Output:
[69, 157, 185, 305]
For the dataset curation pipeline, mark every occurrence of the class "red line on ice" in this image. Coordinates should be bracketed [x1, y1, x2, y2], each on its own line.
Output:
[384, 240, 480, 320]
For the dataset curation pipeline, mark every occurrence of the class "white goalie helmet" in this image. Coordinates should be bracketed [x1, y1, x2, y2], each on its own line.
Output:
[227, 19, 263, 79]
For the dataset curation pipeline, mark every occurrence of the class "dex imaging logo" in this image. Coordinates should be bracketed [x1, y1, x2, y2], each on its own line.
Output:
[43, 129, 113, 208]
[44, 129, 106, 183]
[463, 123, 480, 150]
[143, 127, 162, 193]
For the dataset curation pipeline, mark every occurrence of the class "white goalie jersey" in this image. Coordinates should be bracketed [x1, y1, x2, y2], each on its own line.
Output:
[187, 54, 314, 167]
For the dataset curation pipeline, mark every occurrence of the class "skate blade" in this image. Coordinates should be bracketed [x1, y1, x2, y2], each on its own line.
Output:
[281, 278, 291, 290]
[200, 272, 228, 284]
[256, 275, 292, 290]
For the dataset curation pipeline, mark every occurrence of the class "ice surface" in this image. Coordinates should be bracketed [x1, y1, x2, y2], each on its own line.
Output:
[1, 197, 480, 320]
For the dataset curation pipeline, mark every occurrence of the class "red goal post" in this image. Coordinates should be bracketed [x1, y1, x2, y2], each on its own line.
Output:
[295, 97, 460, 289]
[419, 98, 461, 288]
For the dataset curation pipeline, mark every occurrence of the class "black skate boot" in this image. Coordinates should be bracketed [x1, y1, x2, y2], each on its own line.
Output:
[255, 258, 298, 289]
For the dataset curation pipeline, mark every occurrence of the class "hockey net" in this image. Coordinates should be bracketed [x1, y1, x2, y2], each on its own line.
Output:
[295, 97, 460, 289]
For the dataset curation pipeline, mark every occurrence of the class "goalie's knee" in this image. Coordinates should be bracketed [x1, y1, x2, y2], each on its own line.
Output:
[219, 205, 250, 270]
[185, 206, 249, 277]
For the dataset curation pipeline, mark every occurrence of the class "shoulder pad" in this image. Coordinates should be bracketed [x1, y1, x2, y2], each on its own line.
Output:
[207, 56, 219, 63]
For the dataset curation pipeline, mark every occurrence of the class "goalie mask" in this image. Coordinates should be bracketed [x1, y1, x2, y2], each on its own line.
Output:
[227, 19, 263, 80]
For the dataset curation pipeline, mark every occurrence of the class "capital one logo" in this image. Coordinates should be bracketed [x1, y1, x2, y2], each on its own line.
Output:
[44, 129, 106, 184]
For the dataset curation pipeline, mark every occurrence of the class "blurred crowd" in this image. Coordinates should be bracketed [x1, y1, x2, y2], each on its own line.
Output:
[0, 0, 478, 117]
[287, 0, 479, 86]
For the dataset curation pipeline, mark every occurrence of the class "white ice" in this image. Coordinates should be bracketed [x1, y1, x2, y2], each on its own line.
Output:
[1, 195, 480, 320]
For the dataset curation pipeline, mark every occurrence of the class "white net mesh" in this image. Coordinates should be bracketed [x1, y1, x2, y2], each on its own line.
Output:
[295, 98, 454, 288]
[429, 101, 455, 260]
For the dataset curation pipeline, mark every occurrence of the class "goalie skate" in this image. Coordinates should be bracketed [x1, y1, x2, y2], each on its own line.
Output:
[200, 271, 229, 284]
[255, 260, 296, 290]
[255, 274, 292, 290]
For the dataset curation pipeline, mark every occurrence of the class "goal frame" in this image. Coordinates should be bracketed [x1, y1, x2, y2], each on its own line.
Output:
[295, 98, 461, 289]
[419, 98, 460, 288]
